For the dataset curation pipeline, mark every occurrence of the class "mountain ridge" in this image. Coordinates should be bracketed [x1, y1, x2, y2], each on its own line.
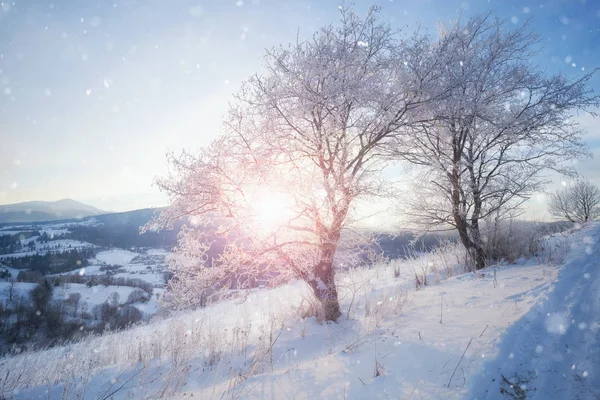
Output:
[0, 198, 104, 223]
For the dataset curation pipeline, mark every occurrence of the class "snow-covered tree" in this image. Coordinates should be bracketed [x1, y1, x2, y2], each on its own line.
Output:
[400, 14, 599, 269]
[145, 7, 437, 321]
[548, 180, 600, 222]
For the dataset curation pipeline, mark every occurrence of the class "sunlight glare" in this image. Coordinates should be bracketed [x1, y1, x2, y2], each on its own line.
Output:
[252, 190, 294, 232]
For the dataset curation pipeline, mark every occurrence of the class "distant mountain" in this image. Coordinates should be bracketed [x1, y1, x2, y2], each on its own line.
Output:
[0, 199, 104, 223]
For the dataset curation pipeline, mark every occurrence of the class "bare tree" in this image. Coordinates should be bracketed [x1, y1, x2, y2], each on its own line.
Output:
[67, 292, 82, 318]
[145, 6, 438, 321]
[7, 278, 15, 303]
[400, 14, 598, 269]
[548, 180, 600, 222]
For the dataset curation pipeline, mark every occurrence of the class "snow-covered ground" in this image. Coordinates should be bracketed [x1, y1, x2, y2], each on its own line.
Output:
[112, 268, 165, 286]
[53, 283, 138, 308]
[75, 249, 169, 286]
[0, 239, 96, 259]
[0, 281, 38, 298]
[470, 224, 600, 399]
[94, 249, 139, 265]
[0, 223, 597, 399]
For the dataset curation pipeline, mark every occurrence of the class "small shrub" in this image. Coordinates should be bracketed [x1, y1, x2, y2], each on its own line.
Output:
[16, 270, 43, 283]
[0, 269, 12, 280]
[127, 288, 150, 304]
[29, 282, 53, 312]
[413, 267, 427, 289]
[114, 305, 143, 329]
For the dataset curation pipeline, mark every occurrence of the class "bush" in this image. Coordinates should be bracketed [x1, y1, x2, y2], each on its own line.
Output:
[481, 218, 570, 263]
[127, 288, 150, 304]
[114, 305, 143, 329]
[29, 281, 53, 312]
[99, 264, 125, 274]
[92, 302, 143, 331]
[95, 301, 118, 327]
[17, 270, 43, 283]
[45, 301, 67, 336]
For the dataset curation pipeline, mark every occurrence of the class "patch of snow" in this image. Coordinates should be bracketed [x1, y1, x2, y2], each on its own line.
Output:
[94, 249, 139, 265]
[53, 283, 137, 307]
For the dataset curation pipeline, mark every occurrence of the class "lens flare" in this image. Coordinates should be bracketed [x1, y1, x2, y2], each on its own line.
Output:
[251, 190, 294, 232]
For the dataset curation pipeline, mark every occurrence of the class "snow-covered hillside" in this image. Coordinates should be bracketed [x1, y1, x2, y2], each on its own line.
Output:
[0, 222, 597, 399]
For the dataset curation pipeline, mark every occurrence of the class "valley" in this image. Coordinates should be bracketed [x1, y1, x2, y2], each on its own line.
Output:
[0, 213, 174, 355]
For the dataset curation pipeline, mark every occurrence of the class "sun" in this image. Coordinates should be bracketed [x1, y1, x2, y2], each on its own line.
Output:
[251, 190, 294, 232]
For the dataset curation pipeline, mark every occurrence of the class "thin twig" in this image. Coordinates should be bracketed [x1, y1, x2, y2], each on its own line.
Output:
[479, 324, 489, 338]
[439, 293, 443, 324]
[447, 338, 473, 388]
[99, 366, 144, 400]
[407, 379, 420, 399]
[493, 268, 498, 288]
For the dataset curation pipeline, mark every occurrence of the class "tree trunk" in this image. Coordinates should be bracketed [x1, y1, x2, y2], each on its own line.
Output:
[469, 227, 486, 270]
[467, 141, 486, 271]
[469, 205, 486, 270]
[454, 213, 475, 270]
[308, 239, 342, 322]
[454, 215, 486, 270]
[450, 155, 482, 271]
[312, 258, 342, 322]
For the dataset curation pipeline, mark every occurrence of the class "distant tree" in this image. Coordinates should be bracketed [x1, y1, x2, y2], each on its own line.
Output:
[80, 303, 89, 319]
[13, 295, 28, 334]
[114, 305, 142, 329]
[0, 300, 8, 335]
[162, 271, 174, 286]
[7, 278, 16, 302]
[127, 288, 150, 304]
[30, 282, 52, 313]
[67, 292, 82, 317]
[97, 301, 118, 326]
[548, 180, 600, 222]
[400, 14, 599, 269]
[109, 292, 120, 307]
[45, 300, 67, 336]
[17, 270, 43, 283]
[145, 6, 441, 321]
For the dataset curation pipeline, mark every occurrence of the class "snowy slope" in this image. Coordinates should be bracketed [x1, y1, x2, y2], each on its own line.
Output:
[176, 259, 561, 399]
[470, 223, 600, 400]
[1, 223, 597, 399]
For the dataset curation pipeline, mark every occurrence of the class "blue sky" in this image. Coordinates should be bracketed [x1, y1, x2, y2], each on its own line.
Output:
[1, 0, 599, 214]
